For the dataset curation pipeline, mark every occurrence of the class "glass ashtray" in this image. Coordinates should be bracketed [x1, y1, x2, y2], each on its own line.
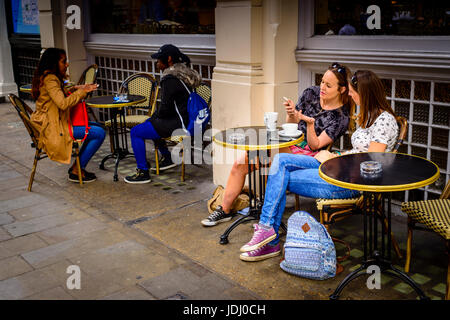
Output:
[360, 161, 382, 177]
[227, 133, 246, 144]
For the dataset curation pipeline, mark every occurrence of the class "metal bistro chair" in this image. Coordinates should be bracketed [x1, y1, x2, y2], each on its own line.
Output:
[104, 73, 159, 152]
[310, 116, 409, 259]
[154, 84, 211, 182]
[402, 180, 450, 300]
[8, 94, 83, 190]
[77, 64, 99, 122]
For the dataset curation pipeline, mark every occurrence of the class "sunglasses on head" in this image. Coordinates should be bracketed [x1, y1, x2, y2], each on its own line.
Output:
[331, 62, 347, 77]
[351, 73, 358, 89]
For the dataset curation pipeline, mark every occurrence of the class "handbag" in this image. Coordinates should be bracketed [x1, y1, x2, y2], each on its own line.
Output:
[207, 185, 250, 214]
[68, 100, 90, 142]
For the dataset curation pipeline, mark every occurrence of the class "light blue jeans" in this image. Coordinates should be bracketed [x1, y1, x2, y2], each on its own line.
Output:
[259, 153, 360, 245]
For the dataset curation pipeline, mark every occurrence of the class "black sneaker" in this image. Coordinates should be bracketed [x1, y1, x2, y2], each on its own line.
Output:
[151, 156, 177, 172]
[82, 169, 96, 180]
[68, 168, 96, 179]
[68, 172, 96, 183]
[124, 169, 151, 184]
[201, 206, 235, 227]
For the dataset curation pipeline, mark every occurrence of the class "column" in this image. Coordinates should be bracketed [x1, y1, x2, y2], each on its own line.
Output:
[212, 0, 299, 186]
[0, 0, 18, 98]
[38, 0, 87, 83]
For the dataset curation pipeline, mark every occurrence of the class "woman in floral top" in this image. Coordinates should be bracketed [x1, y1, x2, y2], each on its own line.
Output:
[201, 63, 353, 227]
[239, 70, 398, 262]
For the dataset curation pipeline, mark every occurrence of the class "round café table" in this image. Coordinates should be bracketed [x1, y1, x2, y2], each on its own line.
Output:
[86, 94, 146, 181]
[19, 84, 32, 93]
[213, 126, 303, 244]
[19, 82, 75, 94]
[319, 152, 439, 300]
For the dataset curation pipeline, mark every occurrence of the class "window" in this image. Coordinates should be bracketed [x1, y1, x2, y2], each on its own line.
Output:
[89, 0, 216, 34]
[10, 0, 40, 35]
[314, 0, 450, 36]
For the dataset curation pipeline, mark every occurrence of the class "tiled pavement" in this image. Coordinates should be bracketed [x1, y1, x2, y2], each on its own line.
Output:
[0, 99, 448, 300]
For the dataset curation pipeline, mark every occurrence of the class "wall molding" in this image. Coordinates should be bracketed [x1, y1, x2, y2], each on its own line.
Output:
[296, 49, 450, 81]
[85, 34, 216, 65]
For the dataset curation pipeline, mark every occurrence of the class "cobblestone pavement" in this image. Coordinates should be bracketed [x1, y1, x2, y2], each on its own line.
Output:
[0, 99, 447, 300]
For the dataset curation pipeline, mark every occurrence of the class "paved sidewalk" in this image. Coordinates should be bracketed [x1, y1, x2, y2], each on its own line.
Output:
[0, 100, 447, 300]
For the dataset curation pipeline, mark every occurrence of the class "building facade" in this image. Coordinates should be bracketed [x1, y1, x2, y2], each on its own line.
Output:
[2, 0, 449, 203]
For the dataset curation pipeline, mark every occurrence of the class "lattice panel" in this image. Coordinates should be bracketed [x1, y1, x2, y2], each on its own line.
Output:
[92, 55, 214, 122]
[313, 72, 450, 201]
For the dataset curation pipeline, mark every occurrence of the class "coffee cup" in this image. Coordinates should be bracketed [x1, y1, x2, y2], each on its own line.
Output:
[264, 112, 278, 131]
[282, 123, 298, 135]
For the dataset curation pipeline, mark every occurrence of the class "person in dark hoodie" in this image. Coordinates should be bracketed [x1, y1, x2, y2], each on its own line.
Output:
[125, 44, 201, 184]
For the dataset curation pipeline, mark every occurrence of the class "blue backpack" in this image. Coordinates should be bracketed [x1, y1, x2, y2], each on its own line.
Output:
[175, 80, 210, 136]
[280, 211, 336, 280]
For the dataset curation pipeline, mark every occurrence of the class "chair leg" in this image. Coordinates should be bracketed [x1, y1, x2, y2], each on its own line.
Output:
[320, 210, 331, 232]
[155, 145, 160, 175]
[28, 149, 40, 192]
[446, 240, 449, 300]
[74, 145, 83, 186]
[295, 194, 300, 211]
[181, 144, 185, 182]
[405, 217, 414, 273]
[108, 130, 115, 153]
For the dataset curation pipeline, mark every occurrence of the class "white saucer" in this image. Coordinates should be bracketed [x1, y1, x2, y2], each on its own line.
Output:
[278, 129, 302, 138]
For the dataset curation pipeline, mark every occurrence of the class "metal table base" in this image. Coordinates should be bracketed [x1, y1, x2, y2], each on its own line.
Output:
[219, 149, 287, 245]
[99, 108, 133, 181]
[330, 192, 429, 300]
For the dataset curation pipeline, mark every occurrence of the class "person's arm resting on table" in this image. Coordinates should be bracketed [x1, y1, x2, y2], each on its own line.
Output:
[314, 141, 387, 163]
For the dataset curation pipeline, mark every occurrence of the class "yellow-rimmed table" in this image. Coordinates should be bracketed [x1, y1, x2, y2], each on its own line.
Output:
[86, 94, 146, 181]
[19, 84, 32, 93]
[19, 82, 75, 94]
[319, 152, 440, 300]
[213, 126, 303, 244]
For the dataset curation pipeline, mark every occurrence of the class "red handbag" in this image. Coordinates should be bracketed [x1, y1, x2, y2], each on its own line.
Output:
[68, 100, 90, 142]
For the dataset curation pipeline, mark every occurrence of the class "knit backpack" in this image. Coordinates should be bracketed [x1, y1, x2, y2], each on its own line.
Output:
[280, 211, 336, 280]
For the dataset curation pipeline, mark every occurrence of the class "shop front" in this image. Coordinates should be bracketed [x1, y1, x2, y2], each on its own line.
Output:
[296, 0, 450, 202]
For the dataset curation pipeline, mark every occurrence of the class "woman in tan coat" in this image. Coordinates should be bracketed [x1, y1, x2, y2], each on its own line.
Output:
[31, 48, 105, 183]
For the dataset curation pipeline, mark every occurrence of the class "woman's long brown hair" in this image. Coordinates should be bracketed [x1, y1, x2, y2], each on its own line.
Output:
[350, 70, 396, 129]
[31, 48, 66, 100]
[327, 63, 356, 131]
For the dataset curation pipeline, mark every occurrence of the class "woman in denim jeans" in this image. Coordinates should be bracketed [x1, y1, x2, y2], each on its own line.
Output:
[31, 48, 105, 183]
[240, 70, 399, 262]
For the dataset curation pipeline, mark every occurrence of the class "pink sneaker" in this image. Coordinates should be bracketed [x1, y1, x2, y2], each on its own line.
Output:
[240, 243, 281, 262]
[240, 224, 276, 252]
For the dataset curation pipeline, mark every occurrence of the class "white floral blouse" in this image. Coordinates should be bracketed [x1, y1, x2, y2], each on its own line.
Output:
[346, 111, 399, 154]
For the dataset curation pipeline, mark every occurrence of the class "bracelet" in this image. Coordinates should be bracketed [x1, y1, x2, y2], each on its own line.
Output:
[333, 151, 341, 156]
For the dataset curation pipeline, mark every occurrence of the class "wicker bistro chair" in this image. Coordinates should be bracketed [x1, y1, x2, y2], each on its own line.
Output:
[402, 181, 450, 300]
[8, 94, 83, 190]
[310, 116, 409, 259]
[104, 73, 159, 153]
[77, 64, 99, 122]
[154, 84, 212, 182]
[104, 73, 159, 128]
